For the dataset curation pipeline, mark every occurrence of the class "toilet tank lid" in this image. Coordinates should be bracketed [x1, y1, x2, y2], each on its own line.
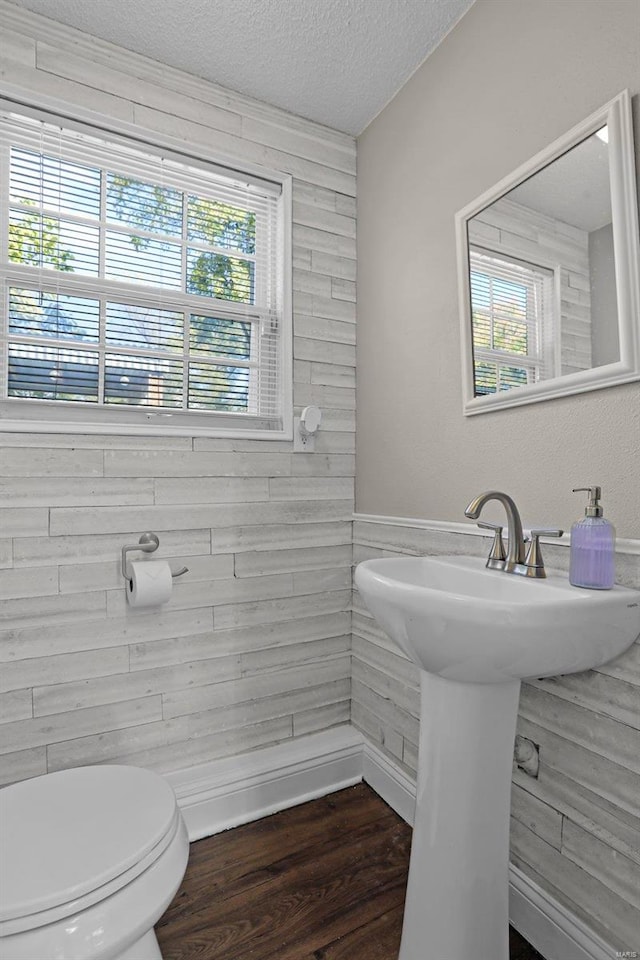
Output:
[0, 765, 179, 921]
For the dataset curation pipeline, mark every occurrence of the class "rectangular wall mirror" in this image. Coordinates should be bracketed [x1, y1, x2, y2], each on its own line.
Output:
[456, 90, 640, 415]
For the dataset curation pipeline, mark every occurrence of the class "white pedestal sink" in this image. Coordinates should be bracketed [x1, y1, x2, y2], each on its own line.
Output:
[355, 555, 640, 960]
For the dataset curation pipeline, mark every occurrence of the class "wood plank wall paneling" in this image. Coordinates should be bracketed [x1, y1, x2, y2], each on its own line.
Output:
[352, 520, 640, 952]
[0, 3, 355, 786]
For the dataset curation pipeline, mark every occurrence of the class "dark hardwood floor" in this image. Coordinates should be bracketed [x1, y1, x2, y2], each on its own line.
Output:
[157, 783, 545, 960]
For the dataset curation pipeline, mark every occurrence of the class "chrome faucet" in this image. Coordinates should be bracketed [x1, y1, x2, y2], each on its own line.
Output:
[464, 490, 563, 578]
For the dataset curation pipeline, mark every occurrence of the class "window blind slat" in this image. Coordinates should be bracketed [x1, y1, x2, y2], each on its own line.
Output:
[4, 112, 282, 196]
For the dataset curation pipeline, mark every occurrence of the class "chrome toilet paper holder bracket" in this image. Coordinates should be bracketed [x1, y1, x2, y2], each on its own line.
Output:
[121, 532, 189, 584]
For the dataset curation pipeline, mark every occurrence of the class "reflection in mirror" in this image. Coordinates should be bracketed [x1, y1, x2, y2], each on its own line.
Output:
[468, 125, 617, 397]
[457, 90, 640, 415]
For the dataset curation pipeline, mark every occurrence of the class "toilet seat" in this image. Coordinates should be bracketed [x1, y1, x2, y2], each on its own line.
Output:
[0, 765, 180, 936]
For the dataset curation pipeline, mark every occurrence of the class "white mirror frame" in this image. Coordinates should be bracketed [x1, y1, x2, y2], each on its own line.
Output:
[456, 90, 640, 415]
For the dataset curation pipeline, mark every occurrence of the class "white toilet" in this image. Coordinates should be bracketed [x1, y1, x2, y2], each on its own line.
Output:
[0, 765, 190, 960]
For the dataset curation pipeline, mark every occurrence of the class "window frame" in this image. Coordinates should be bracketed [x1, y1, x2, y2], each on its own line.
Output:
[0, 96, 293, 440]
[469, 246, 558, 396]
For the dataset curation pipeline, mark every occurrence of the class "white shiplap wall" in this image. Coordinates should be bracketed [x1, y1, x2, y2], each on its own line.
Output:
[352, 518, 640, 952]
[0, 2, 355, 786]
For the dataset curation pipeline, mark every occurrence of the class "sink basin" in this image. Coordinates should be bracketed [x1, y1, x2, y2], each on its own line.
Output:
[355, 553, 640, 960]
[355, 555, 640, 683]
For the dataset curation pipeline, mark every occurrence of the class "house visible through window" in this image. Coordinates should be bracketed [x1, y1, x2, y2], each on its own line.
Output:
[469, 246, 556, 396]
[0, 108, 291, 437]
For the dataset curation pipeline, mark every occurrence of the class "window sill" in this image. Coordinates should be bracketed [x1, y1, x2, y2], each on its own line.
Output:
[0, 403, 293, 441]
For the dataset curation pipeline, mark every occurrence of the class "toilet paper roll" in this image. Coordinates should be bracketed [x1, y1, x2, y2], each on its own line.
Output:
[127, 560, 173, 608]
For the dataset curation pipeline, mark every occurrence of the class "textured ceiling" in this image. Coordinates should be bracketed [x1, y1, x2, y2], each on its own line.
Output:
[8, 0, 475, 135]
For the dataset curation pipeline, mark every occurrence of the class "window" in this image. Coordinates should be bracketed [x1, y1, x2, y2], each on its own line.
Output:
[469, 247, 556, 396]
[0, 108, 291, 437]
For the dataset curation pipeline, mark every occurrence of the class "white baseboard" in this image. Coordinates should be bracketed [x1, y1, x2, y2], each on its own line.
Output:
[166, 726, 616, 960]
[362, 737, 416, 826]
[166, 726, 364, 841]
[508, 865, 616, 960]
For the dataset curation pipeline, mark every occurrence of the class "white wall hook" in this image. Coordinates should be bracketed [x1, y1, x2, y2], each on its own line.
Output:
[294, 406, 322, 452]
[300, 405, 322, 435]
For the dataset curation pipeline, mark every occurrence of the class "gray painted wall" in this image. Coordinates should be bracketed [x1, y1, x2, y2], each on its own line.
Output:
[355, 0, 640, 947]
[356, 0, 640, 537]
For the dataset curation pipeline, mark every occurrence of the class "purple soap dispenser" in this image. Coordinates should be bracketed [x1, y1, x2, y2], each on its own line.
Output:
[570, 486, 615, 589]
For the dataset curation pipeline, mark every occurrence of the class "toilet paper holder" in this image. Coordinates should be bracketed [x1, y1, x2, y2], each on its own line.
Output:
[121, 533, 189, 584]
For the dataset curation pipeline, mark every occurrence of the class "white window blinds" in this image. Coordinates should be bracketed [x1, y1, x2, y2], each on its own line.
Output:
[469, 247, 555, 396]
[0, 108, 291, 437]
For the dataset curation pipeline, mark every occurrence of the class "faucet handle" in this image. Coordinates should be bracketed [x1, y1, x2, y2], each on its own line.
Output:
[524, 528, 564, 578]
[477, 521, 507, 568]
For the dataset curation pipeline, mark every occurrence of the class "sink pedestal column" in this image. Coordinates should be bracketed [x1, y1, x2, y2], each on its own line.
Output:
[399, 672, 521, 960]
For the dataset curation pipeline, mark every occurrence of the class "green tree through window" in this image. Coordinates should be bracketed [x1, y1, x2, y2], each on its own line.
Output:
[5, 134, 277, 416]
[469, 247, 553, 395]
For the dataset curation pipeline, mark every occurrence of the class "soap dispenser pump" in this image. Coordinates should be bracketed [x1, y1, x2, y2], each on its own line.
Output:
[570, 486, 615, 589]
